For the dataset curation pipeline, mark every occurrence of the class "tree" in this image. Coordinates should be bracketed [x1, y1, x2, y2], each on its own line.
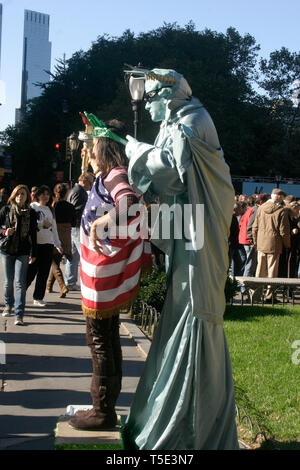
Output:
[1, 23, 297, 186]
[258, 48, 300, 175]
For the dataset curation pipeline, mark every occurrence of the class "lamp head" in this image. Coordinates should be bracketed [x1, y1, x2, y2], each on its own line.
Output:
[129, 75, 145, 101]
[68, 132, 79, 152]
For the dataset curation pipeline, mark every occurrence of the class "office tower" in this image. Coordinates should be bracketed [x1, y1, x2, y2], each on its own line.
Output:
[0, 4, 4, 107]
[19, 10, 51, 114]
[0, 4, 2, 73]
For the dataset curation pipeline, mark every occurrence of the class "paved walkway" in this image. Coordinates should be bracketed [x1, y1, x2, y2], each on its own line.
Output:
[0, 268, 150, 450]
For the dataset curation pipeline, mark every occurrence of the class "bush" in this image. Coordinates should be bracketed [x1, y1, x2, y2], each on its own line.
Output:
[225, 275, 240, 303]
[137, 268, 167, 312]
[137, 269, 237, 310]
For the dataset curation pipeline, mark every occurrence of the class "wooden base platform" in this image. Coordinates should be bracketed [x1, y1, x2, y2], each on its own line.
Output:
[54, 413, 123, 450]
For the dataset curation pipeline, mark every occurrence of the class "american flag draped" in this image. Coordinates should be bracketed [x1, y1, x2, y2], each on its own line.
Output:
[80, 173, 152, 319]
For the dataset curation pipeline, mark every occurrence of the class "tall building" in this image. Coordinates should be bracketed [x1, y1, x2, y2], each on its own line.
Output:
[16, 10, 51, 121]
[0, 3, 4, 107]
[0, 4, 2, 73]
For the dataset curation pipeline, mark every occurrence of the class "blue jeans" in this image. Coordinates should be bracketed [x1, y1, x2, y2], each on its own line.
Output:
[1, 254, 30, 319]
[229, 245, 245, 276]
[243, 244, 257, 277]
[65, 227, 81, 286]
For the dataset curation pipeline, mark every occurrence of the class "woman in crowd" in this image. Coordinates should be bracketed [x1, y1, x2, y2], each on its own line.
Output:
[27, 185, 62, 307]
[0, 185, 37, 325]
[69, 119, 149, 431]
[46, 183, 76, 298]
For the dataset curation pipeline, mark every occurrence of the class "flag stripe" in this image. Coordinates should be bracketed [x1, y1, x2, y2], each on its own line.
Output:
[81, 269, 141, 303]
[81, 286, 139, 311]
[80, 241, 144, 278]
[81, 256, 142, 291]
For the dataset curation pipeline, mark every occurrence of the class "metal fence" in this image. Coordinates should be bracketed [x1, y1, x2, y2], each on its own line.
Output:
[129, 299, 161, 339]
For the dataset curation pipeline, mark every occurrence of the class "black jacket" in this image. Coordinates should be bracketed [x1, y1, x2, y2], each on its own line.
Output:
[54, 200, 76, 226]
[0, 205, 37, 257]
[229, 215, 239, 249]
[67, 184, 88, 227]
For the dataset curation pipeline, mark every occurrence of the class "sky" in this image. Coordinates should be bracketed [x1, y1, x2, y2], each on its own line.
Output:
[0, 0, 299, 132]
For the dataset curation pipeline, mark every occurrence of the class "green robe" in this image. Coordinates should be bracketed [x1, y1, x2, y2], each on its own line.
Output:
[123, 97, 239, 450]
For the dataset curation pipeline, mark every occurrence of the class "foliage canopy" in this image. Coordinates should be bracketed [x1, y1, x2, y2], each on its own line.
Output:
[1, 23, 299, 187]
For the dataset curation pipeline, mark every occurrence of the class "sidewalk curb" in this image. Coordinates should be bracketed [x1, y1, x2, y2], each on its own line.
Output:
[120, 313, 151, 359]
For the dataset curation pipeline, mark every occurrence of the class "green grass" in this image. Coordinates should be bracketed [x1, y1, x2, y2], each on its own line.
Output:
[224, 305, 300, 448]
[55, 444, 123, 450]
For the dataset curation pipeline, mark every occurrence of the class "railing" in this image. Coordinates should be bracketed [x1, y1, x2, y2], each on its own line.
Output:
[232, 175, 300, 184]
[129, 299, 161, 339]
[235, 404, 268, 447]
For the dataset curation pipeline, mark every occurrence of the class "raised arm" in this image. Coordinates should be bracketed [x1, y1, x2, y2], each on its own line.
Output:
[125, 124, 192, 201]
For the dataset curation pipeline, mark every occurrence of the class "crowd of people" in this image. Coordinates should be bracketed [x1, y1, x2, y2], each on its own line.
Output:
[0, 172, 94, 325]
[2, 179, 299, 315]
[229, 189, 300, 302]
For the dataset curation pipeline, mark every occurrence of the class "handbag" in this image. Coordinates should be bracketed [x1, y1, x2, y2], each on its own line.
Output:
[0, 207, 15, 253]
[0, 234, 12, 252]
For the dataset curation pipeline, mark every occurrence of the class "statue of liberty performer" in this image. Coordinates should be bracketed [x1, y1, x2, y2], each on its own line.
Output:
[122, 67, 239, 450]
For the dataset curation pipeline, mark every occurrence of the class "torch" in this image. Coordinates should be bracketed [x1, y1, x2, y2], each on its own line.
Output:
[78, 112, 94, 173]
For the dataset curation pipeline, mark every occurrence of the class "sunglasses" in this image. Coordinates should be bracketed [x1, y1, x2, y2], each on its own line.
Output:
[144, 86, 172, 103]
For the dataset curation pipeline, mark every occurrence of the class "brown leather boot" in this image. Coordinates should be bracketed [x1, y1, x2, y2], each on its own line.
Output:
[74, 376, 121, 420]
[59, 285, 68, 298]
[54, 266, 68, 298]
[46, 272, 55, 293]
[74, 408, 94, 418]
[69, 376, 119, 430]
[69, 409, 117, 430]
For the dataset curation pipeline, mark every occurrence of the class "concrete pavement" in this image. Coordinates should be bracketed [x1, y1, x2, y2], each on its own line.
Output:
[0, 268, 150, 450]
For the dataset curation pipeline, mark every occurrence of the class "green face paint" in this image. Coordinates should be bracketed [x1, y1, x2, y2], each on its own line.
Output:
[145, 88, 169, 122]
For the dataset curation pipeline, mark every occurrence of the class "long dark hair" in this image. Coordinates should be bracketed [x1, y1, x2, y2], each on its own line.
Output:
[53, 183, 67, 201]
[35, 185, 54, 212]
[92, 119, 128, 177]
[8, 184, 31, 208]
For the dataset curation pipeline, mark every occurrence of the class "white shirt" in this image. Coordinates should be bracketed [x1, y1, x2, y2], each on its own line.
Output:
[30, 202, 62, 248]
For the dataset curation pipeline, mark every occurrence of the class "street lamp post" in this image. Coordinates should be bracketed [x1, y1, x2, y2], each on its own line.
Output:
[275, 175, 282, 188]
[125, 69, 145, 139]
[68, 132, 80, 188]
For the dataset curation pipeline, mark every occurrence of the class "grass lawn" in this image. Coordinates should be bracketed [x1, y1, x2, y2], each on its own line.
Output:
[224, 305, 300, 449]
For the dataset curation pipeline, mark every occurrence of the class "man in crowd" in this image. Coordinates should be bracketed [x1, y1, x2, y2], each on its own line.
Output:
[238, 195, 256, 276]
[65, 172, 94, 290]
[244, 193, 270, 278]
[252, 188, 290, 303]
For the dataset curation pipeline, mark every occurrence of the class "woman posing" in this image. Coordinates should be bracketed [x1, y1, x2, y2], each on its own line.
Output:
[69, 119, 148, 431]
[0, 185, 37, 325]
[46, 183, 76, 298]
[27, 185, 62, 306]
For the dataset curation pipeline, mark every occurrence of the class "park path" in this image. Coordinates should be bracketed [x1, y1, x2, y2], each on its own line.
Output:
[0, 267, 149, 450]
